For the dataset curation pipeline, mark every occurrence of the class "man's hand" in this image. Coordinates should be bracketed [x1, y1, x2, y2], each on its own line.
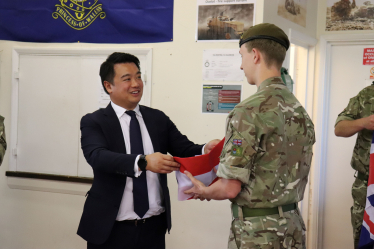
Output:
[145, 153, 180, 174]
[204, 139, 221, 154]
[363, 115, 374, 130]
[184, 170, 209, 201]
[336, 114, 374, 137]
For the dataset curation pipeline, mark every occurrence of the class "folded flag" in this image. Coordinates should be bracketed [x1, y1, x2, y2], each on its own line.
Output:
[359, 133, 374, 249]
[174, 138, 224, 201]
[0, 0, 173, 43]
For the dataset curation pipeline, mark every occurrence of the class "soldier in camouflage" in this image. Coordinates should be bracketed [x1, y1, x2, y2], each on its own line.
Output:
[184, 23, 315, 249]
[0, 115, 6, 166]
[335, 85, 374, 249]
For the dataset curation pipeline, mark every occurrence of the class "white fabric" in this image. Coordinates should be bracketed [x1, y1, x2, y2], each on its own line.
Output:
[367, 184, 374, 201]
[111, 101, 164, 220]
[176, 165, 219, 201]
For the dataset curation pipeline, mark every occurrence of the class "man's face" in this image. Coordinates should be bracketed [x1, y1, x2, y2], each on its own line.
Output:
[105, 62, 143, 110]
[239, 45, 255, 85]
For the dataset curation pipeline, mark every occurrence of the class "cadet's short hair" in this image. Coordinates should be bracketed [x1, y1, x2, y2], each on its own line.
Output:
[245, 39, 286, 70]
[100, 52, 141, 94]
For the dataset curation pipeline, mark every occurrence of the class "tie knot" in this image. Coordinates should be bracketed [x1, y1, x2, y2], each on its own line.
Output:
[125, 110, 136, 117]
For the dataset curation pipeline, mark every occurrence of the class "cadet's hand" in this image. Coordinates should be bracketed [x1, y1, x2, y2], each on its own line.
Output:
[145, 153, 180, 174]
[363, 115, 374, 130]
[204, 139, 221, 154]
[184, 171, 210, 201]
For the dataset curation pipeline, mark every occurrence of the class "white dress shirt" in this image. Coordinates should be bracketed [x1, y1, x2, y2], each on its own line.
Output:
[111, 102, 165, 220]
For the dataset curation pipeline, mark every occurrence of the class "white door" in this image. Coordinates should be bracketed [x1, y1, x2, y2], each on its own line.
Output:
[322, 44, 373, 249]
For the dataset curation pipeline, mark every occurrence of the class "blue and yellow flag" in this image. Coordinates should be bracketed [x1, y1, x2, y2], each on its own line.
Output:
[0, 0, 174, 43]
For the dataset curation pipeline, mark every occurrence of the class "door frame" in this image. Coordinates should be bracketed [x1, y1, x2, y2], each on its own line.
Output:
[287, 29, 317, 248]
[311, 33, 374, 249]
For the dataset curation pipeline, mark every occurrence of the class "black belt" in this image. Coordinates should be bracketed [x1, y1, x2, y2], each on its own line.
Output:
[232, 203, 297, 218]
[355, 171, 368, 181]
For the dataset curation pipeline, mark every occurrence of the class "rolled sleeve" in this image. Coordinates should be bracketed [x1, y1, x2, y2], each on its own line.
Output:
[216, 127, 256, 185]
[335, 96, 360, 126]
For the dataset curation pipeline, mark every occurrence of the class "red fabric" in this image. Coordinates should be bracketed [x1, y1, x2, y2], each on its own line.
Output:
[174, 138, 225, 175]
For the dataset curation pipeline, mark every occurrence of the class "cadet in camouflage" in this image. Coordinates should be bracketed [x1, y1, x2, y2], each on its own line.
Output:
[0, 115, 7, 166]
[335, 85, 374, 249]
[184, 23, 315, 249]
[220, 77, 314, 249]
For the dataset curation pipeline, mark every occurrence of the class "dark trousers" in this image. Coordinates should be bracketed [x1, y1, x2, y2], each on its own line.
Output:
[87, 213, 167, 249]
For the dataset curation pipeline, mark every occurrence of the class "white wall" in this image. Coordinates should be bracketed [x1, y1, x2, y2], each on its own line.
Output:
[0, 1, 265, 248]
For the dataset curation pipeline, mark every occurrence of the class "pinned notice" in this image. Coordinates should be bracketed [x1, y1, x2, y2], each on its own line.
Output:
[363, 48, 374, 65]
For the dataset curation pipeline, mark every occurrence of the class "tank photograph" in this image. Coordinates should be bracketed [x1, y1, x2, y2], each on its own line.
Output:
[197, 3, 254, 41]
[277, 0, 308, 27]
[326, 0, 374, 30]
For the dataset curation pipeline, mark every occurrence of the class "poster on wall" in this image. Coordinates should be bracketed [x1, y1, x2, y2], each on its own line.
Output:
[326, 0, 374, 31]
[202, 49, 244, 81]
[196, 0, 255, 42]
[364, 48, 374, 65]
[277, 0, 308, 27]
[202, 85, 242, 114]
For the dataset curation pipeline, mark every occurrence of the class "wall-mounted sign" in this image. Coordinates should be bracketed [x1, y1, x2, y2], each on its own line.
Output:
[202, 84, 241, 114]
[202, 49, 244, 81]
[364, 48, 374, 65]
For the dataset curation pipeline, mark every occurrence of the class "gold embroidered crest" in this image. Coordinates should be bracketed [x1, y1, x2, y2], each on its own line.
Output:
[52, 0, 106, 30]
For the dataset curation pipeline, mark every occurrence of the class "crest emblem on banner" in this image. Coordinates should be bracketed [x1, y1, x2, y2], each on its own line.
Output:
[52, 0, 106, 30]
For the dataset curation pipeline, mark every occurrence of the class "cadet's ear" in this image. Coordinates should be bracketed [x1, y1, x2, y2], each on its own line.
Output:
[252, 48, 261, 64]
[103, 81, 113, 94]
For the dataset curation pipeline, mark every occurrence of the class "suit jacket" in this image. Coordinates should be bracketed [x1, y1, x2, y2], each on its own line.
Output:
[77, 104, 203, 245]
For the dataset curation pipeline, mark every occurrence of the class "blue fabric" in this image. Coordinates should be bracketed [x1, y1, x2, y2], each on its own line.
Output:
[0, 0, 173, 43]
[359, 132, 374, 249]
[126, 110, 149, 218]
[359, 225, 374, 249]
[369, 194, 374, 207]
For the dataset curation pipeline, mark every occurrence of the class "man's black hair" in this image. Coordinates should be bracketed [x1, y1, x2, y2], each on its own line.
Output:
[100, 52, 141, 94]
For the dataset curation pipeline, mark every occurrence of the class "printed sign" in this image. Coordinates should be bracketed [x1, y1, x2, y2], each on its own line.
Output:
[364, 48, 374, 65]
[202, 84, 241, 114]
[202, 49, 244, 81]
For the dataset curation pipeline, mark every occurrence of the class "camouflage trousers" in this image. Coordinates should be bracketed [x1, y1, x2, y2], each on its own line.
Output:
[228, 209, 306, 249]
[351, 177, 367, 249]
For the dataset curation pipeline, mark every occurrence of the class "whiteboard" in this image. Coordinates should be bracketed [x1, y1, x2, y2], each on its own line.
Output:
[10, 48, 152, 178]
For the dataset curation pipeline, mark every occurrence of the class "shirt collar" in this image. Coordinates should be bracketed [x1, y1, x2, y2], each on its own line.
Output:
[257, 77, 285, 92]
[111, 101, 142, 119]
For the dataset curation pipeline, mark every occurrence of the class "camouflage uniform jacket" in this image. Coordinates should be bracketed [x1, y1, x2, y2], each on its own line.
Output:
[216, 77, 315, 208]
[335, 85, 374, 176]
[0, 115, 6, 166]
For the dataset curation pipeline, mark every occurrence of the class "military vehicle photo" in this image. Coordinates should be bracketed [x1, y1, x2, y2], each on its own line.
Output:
[197, 4, 254, 41]
[326, 0, 374, 31]
[277, 0, 307, 27]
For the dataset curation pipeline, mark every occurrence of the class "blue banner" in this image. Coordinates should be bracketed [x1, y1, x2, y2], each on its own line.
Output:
[0, 0, 174, 43]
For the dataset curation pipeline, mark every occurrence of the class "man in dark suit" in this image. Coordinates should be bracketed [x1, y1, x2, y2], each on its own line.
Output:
[77, 52, 219, 249]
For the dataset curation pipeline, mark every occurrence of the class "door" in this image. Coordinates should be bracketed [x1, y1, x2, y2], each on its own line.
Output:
[322, 44, 373, 249]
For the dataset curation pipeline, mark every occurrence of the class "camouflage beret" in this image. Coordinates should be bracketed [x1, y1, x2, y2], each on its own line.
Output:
[239, 23, 290, 50]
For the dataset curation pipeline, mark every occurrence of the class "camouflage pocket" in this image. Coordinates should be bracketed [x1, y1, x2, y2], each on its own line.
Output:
[230, 212, 306, 249]
[351, 178, 367, 207]
[241, 216, 286, 246]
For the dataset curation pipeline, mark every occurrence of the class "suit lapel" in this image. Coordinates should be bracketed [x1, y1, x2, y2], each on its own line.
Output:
[140, 105, 160, 153]
[102, 103, 127, 153]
